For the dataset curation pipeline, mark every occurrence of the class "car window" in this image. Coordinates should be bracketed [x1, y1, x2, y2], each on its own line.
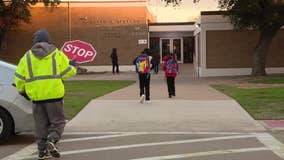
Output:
[0, 61, 17, 84]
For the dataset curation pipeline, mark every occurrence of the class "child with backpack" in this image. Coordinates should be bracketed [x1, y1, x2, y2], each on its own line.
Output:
[133, 48, 153, 103]
[162, 54, 178, 98]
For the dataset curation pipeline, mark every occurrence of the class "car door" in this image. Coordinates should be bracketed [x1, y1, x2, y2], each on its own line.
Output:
[0, 61, 33, 143]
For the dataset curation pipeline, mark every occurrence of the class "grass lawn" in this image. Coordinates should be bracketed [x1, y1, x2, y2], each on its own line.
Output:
[212, 84, 284, 120]
[64, 80, 135, 120]
[248, 76, 284, 84]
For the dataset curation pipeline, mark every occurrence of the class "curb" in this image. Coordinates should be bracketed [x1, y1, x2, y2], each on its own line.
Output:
[260, 120, 284, 131]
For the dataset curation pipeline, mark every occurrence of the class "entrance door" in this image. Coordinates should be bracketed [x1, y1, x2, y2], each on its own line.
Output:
[160, 38, 183, 63]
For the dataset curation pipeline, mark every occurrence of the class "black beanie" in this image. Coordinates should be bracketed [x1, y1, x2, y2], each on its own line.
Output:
[33, 29, 51, 44]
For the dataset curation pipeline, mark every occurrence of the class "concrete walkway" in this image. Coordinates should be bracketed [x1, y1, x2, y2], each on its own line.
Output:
[66, 64, 265, 132]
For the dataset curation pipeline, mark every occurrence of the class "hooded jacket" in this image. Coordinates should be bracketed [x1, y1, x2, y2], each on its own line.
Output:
[14, 29, 77, 102]
[110, 50, 118, 63]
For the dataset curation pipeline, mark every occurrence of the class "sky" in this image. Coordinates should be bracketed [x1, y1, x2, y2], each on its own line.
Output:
[148, 0, 219, 22]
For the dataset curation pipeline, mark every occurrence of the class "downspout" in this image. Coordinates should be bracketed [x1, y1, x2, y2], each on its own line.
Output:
[68, 1, 72, 41]
[194, 23, 201, 77]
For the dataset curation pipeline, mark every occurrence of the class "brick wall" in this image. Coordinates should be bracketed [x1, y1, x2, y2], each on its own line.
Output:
[206, 30, 284, 68]
[0, 5, 151, 65]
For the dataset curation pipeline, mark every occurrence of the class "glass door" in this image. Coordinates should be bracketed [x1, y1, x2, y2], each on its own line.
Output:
[160, 38, 183, 63]
[161, 39, 170, 60]
[173, 38, 182, 62]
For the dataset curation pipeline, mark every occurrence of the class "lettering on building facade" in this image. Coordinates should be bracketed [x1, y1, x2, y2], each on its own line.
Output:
[79, 17, 143, 25]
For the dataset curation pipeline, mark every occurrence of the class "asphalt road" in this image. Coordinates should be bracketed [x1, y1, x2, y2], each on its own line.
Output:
[0, 134, 34, 159]
[1, 132, 284, 160]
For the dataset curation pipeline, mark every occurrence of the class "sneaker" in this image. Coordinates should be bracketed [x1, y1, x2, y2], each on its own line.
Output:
[38, 150, 51, 160]
[139, 94, 145, 103]
[145, 100, 151, 104]
[46, 141, 60, 158]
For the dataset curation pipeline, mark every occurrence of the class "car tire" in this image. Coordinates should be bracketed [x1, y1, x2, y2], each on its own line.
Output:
[0, 108, 14, 143]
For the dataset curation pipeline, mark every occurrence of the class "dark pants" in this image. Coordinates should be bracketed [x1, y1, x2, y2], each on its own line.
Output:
[112, 62, 119, 73]
[32, 100, 65, 152]
[139, 74, 151, 100]
[154, 62, 160, 74]
[166, 77, 176, 96]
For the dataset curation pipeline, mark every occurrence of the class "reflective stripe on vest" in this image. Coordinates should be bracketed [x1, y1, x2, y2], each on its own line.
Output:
[26, 51, 60, 82]
[60, 66, 72, 77]
[14, 72, 26, 81]
[52, 53, 57, 76]
[26, 51, 34, 78]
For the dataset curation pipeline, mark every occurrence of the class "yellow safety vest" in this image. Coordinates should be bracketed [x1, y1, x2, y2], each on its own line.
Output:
[14, 49, 77, 101]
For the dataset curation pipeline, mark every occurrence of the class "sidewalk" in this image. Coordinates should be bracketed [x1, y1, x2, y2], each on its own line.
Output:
[66, 64, 265, 133]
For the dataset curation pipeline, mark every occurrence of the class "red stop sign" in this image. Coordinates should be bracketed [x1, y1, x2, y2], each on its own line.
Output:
[61, 40, 97, 64]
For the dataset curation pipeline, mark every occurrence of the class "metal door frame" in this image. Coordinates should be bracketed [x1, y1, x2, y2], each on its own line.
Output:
[160, 37, 183, 63]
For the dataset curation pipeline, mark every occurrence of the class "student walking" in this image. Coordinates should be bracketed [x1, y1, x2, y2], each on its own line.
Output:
[152, 51, 161, 74]
[162, 54, 178, 98]
[110, 48, 119, 74]
[14, 29, 77, 159]
[133, 48, 153, 103]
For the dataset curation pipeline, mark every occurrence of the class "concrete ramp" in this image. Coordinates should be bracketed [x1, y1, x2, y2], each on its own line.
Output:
[65, 99, 265, 132]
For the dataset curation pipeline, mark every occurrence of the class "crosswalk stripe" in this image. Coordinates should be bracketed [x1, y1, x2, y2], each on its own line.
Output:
[129, 147, 270, 160]
[255, 133, 284, 159]
[6, 133, 281, 160]
[63, 131, 247, 135]
[61, 133, 145, 143]
[1, 144, 37, 160]
[22, 134, 256, 159]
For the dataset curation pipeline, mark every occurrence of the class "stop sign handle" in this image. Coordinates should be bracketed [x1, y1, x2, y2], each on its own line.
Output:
[69, 57, 77, 66]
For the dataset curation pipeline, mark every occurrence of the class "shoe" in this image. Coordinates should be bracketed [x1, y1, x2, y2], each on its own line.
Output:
[46, 141, 60, 158]
[38, 150, 51, 160]
[169, 95, 172, 98]
[139, 94, 145, 103]
[145, 100, 151, 104]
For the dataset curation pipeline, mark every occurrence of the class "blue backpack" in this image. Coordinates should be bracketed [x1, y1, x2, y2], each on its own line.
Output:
[166, 59, 177, 74]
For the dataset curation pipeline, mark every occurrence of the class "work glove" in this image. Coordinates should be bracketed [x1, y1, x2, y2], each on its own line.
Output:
[69, 58, 77, 66]
[20, 92, 30, 101]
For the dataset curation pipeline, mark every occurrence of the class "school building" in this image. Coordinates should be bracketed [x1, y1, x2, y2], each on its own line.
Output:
[0, 0, 283, 77]
[194, 11, 284, 77]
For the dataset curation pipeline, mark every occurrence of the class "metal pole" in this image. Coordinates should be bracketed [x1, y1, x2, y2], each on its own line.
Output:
[68, 1, 72, 40]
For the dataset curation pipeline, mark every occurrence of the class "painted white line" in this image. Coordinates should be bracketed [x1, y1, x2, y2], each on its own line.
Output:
[2, 133, 253, 160]
[129, 147, 270, 160]
[1, 143, 37, 160]
[61, 133, 145, 143]
[255, 133, 284, 159]
[63, 131, 248, 135]
[22, 134, 256, 159]
[2, 134, 140, 160]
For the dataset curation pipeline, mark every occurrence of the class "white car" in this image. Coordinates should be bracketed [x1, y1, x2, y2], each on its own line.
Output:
[0, 60, 34, 143]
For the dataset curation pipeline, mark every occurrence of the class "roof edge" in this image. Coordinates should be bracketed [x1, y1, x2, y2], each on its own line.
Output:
[201, 11, 227, 16]
[149, 22, 195, 26]
[60, 0, 147, 2]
